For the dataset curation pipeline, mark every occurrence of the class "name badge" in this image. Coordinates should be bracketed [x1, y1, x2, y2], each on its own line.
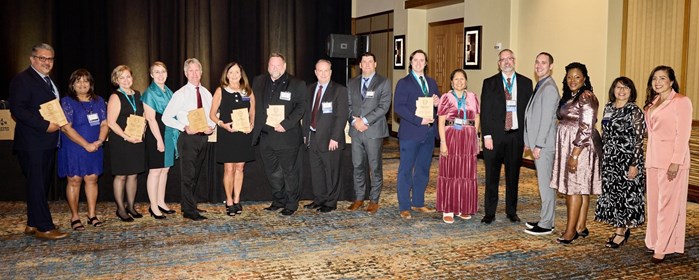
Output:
[453, 118, 464, 130]
[87, 113, 100, 126]
[242, 96, 251, 102]
[322, 102, 333, 114]
[366, 91, 375, 98]
[506, 100, 517, 112]
[280, 91, 291, 101]
[602, 109, 613, 125]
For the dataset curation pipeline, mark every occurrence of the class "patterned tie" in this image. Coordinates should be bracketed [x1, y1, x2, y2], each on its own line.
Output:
[361, 78, 369, 99]
[196, 86, 202, 109]
[505, 77, 513, 131]
[419, 76, 428, 96]
[311, 85, 323, 129]
[44, 76, 57, 99]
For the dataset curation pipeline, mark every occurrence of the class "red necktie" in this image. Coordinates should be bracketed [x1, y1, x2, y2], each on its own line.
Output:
[311, 85, 323, 129]
[505, 78, 513, 130]
[196, 86, 202, 108]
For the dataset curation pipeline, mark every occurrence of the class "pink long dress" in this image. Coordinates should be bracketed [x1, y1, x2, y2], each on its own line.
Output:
[436, 90, 479, 215]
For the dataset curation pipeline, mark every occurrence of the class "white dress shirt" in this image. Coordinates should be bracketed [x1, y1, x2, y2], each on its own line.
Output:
[162, 82, 215, 131]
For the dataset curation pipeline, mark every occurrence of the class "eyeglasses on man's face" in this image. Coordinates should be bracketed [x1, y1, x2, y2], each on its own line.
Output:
[32, 55, 55, 63]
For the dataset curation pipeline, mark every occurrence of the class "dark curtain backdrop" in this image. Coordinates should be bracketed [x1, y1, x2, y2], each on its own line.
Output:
[0, 0, 354, 202]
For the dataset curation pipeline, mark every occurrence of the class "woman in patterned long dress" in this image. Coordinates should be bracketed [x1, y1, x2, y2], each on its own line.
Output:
[58, 69, 108, 230]
[550, 62, 602, 244]
[142, 61, 178, 219]
[594, 76, 646, 248]
[436, 69, 480, 224]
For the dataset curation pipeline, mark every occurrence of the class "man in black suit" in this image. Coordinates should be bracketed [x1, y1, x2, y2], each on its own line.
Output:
[480, 49, 533, 224]
[8, 43, 68, 240]
[251, 53, 307, 216]
[302, 59, 348, 213]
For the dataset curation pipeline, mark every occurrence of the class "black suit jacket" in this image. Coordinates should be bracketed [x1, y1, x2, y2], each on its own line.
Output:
[251, 72, 307, 149]
[8, 66, 59, 151]
[303, 81, 348, 152]
[480, 72, 533, 144]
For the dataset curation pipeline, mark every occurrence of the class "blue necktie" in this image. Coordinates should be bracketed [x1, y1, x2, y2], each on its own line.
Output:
[44, 76, 57, 99]
[361, 78, 369, 99]
[419, 76, 428, 96]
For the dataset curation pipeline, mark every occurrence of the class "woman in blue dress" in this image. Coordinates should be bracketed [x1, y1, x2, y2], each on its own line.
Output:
[58, 69, 108, 230]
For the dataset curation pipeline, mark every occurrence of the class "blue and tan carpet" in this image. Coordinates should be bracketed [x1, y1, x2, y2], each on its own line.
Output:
[1, 140, 697, 279]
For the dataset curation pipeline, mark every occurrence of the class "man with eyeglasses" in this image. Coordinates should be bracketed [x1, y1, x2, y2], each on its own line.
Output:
[8, 43, 68, 240]
[480, 49, 533, 224]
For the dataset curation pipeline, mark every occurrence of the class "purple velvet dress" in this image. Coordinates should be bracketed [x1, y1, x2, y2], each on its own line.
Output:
[436, 90, 479, 215]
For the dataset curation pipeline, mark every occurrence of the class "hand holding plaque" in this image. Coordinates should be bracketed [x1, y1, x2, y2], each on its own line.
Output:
[124, 114, 146, 139]
[266, 105, 285, 127]
[39, 99, 68, 127]
[231, 108, 251, 132]
[187, 108, 209, 133]
[415, 97, 434, 119]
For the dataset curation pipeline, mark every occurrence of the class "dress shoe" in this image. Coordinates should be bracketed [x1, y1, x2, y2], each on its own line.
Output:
[158, 205, 176, 214]
[35, 229, 69, 240]
[347, 201, 364, 211]
[149, 208, 166, 220]
[317, 206, 335, 213]
[411, 206, 436, 213]
[116, 210, 134, 222]
[280, 209, 296, 216]
[651, 254, 665, 264]
[264, 205, 282, 211]
[456, 214, 472, 220]
[196, 208, 207, 213]
[304, 202, 322, 209]
[481, 216, 495, 224]
[442, 213, 454, 224]
[556, 232, 579, 244]
[366, 202, 379, 214]
[126, 207, 143, 219]
[577, 228, 589, 238]
[399, 210, 412, 219]
[24, 224, 60, 235]
[507, 214, 521, 222]
[183, 212, 208, 221]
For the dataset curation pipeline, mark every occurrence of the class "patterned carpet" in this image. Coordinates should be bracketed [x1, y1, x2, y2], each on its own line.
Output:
[1, 139, 697, 279]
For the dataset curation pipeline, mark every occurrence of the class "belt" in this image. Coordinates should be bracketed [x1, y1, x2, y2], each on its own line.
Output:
[445, 119, 475, 126]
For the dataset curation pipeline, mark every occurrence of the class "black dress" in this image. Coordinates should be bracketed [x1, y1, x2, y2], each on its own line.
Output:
[215, 88, 255, 163]
[108, 90, 146, 175]
[594, 102, 646, 228]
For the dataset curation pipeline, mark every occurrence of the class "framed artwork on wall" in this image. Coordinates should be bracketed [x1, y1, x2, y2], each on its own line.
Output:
[394, 35, 405, 69]
[463, 26, 482, 69]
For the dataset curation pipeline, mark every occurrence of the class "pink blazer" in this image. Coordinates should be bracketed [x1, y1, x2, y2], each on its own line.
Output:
[645, 90, 693, 169]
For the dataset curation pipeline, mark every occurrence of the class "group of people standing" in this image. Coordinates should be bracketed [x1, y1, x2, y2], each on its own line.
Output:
[8, 43, 693, 264]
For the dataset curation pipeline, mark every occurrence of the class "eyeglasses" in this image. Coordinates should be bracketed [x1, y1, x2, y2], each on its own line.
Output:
[32, 55, 55, 63]
[499, 57, 515, 62]
[615, 85, 630, 91]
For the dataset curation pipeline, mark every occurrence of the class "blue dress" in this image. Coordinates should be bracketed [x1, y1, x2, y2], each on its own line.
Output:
[57, 96, 107, 177]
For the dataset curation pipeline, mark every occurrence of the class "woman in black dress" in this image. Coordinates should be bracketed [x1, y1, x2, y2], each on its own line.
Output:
[209, 62, 256, 216]
[594, 76, 646, 248]
[106, 65, 146, 222]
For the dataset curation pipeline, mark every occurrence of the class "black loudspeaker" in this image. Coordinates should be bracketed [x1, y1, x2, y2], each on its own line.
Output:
[357, 35, 370, 55]
[327, 34, 358, 58]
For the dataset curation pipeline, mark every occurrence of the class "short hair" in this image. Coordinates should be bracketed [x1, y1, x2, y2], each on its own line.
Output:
[110, 65, 132, 86]
[644, 65, 680, 109]
[150, 61, 168, 73]
[67, 69, 96, 101]
[183, 58, 202, 72]
[408, 49, 428, 73]
[31, 43, 54, 55]
[360, 52, 376, 62]
[219, 62, 252, 95]
[269, 52, 286, 62]
[315, 59, 332, 68]
[499, 49, 514, 58]
[537, 52, 554, 64]
[608, 76, 637, 103]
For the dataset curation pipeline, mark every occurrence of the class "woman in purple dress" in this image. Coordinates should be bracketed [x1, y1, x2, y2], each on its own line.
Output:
[436, 69, 480, 223]
[58, 69, 108, 230]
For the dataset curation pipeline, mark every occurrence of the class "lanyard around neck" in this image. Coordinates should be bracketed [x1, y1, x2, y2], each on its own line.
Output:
[118, 88, 137, 113]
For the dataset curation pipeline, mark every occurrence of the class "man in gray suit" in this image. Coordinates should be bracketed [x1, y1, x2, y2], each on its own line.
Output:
[523, 52, 560, 235]
[347, 52, 392, 214]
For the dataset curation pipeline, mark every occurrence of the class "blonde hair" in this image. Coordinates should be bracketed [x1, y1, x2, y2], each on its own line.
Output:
[150, 61, 167, 73]
[110, 65, 132, 86]
[183, 58, 202, 73]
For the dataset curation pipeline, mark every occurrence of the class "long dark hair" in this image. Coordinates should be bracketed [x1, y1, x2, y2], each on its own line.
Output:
[559, 62, 592, 109]
[644, 65, 680, 110]
[219, 62, 252, 95]
[408, 49, 428, 74]
[608, 76, 637, 103]
[67, 69, 96, 101]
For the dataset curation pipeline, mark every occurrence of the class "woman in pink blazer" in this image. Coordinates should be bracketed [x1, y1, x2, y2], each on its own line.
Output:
[643, 65, 693, 264]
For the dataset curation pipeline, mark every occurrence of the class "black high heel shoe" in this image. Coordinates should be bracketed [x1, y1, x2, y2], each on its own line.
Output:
[577, 228, 589, 238]
[149, 208, 166, 220]
[225, 204, 235, 216]
[233, 203, 243, 215]
[556, 232, 579, 244]
[126, 207, 143, 219]
[116, 210, 134, 222]
[158, 205, 176, 214]
[606, 229, 630, 249]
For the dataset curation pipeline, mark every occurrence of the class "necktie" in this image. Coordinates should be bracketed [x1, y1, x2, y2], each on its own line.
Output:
[196, 86, 202, 109]
[311, 85, 323, 129]
[44, 76, 57, 99]
[419, 76, 428, 96]
[505, 77, 513, 131]
[534, 80, 542, 94]
[361, 78, 369, 99]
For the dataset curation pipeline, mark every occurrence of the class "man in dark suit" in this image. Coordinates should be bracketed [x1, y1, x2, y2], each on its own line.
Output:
[346, 52, 392, 214]
[8, 43, 68, 240]
[394, 49, 440, 220]
[480, 49, 534, 224]
[302, 59, 348, 213]
[251, 53, 307, 216]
